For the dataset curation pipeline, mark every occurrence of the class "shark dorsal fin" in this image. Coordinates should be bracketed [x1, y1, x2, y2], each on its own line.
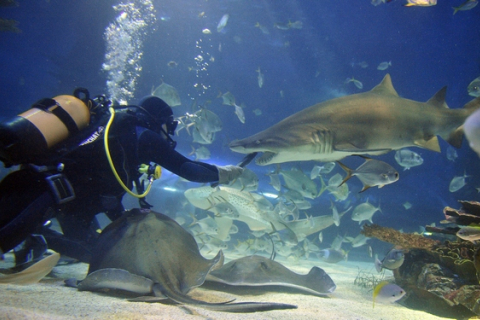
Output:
[370, 74, 399, 96]
[426, 87, 448, 109]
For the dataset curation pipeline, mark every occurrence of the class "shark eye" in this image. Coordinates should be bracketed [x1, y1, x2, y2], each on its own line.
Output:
[255, 140, 261, 145]
[260, 262, 269, 270]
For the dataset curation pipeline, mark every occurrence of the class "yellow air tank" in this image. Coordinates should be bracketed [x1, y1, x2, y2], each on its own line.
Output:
[0, 94, 90, 166]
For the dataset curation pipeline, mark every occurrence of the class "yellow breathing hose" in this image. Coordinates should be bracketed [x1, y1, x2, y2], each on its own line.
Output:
[104, 106, 160, 198]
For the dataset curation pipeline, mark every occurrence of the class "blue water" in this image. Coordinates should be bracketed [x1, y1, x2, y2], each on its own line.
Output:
[1, 0, 480, 312]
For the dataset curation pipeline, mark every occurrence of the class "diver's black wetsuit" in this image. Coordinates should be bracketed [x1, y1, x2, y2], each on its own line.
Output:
[0, 106, 220, 262]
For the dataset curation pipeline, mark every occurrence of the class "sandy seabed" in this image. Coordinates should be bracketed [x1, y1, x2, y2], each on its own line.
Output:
[0, 254, 452, 320]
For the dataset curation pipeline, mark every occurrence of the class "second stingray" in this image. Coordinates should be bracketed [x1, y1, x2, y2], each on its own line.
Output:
[205, 255, 336, 296]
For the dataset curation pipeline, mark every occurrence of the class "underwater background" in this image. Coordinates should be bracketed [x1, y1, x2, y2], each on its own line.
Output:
[1, 0, 480, 265]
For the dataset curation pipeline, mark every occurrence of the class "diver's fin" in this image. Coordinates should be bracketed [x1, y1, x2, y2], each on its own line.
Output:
[0, 252, 60, 285]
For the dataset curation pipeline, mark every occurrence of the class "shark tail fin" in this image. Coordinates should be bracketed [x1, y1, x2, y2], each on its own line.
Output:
[336, 161, 353, 187]
[463, 96, 480, 110]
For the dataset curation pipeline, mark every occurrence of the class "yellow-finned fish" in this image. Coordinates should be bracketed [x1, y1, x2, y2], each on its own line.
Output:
[372, 281, 406, 308]
[404, 0, 437, 6]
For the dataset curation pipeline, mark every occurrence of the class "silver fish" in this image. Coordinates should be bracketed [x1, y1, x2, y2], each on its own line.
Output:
[279, 167, 318, 199]
[221, 91, 236, 106]
[446, 145, 458, 162]
[217, 14, 229, 33]
[228, 168, 259, 192]
[256, 67, 264, 88]
[394, 149, 423, 170]
[377, 61, 391, 70]
[268, 173, 281, 191]
[151, 81, 181, 106]
[346, 77, 363, 89]
[453, 0, 478, 14]
[468, 76, 480, 97]
[449, 172, 469, 192]
[346, 234, 370, 248]
[229, 74, 480, 166]
[234, 104, 246, 124]
[254, 22, 270, 35]
[190, 146, 210, 160]
[317, 249, 346, 263]
[337, 156, 399, 192]
[371, 0, 386, 6]
[375, 248, 404, 272]
[310, 162, 336, 179]
[351, 199, 381, 224]
[403, 201, 412, 210]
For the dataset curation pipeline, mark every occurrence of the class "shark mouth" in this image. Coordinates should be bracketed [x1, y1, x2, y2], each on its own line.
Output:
[255, 152, 276, 165]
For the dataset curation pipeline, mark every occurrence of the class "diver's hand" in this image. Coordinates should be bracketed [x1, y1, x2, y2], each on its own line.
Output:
[216, 165, 244, 185]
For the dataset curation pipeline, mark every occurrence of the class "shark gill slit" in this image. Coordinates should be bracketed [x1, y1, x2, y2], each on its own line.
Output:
[312, 130, 333, 154]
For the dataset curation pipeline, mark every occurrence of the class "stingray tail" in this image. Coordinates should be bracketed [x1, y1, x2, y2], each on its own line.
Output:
[162, 283, 297, 313]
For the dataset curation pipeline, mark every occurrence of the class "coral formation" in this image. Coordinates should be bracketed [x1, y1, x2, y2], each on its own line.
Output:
[353, 269, 385, 289]
[362, 200, 480, 317]
[361, 224, 439, 249]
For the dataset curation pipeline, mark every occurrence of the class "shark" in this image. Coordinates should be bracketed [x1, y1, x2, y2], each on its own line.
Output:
[229, 74, 480, 165]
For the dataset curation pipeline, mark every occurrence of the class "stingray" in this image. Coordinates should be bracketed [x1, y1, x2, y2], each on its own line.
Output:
[75, 209, 296, 313]
[205, 255, 336, 296]
[151, 81, 181, 107]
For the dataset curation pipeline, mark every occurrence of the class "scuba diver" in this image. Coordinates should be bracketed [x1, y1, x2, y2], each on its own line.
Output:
[0, 88, 244, 265]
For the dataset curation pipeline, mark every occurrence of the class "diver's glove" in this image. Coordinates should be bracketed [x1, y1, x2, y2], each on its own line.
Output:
[216, 165, 244, 185]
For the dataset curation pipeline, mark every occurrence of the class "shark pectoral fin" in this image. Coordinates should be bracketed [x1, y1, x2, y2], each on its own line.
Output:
[445, 126, 464, 149]
[414, 136, 440, 152]
[335, 142, 362, 151]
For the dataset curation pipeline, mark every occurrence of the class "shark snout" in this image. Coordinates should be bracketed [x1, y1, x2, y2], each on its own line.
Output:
[229, 140, 247, 152]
